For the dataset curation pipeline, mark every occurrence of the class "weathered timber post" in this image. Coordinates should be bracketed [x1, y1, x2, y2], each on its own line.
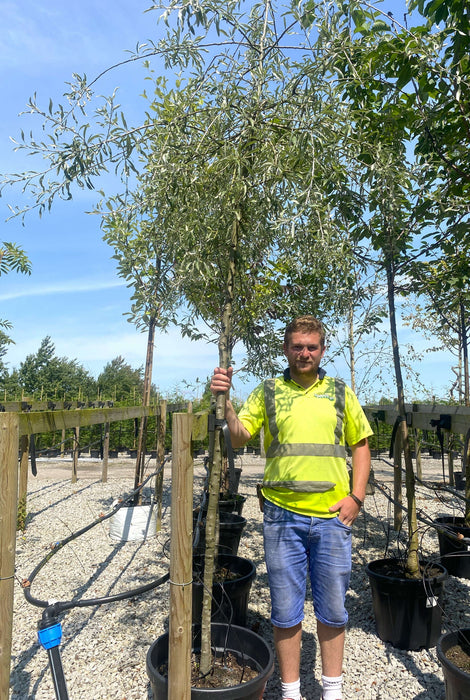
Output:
[393, 427, 403, 531]
[155, 401, 167, 531]
[168, 413, 193, 700]
[102, 422, 110, 483]
[61, 428, 66, 457]
[18, 434, 30, 513]
[0, 413, 20, 700]
[414, 428, 422, 480]
[72, 426, 79, 483]
[447, 432, 454, 487]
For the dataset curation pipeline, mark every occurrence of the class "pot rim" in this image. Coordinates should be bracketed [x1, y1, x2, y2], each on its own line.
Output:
[365, 557, 448, 585]
[437, 628, 470, 681]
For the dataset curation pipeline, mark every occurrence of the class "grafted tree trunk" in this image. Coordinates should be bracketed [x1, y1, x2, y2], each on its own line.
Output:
[133, 316, 156, 504]
[386, 259, 419, 576]
[199, 215, 239, 674]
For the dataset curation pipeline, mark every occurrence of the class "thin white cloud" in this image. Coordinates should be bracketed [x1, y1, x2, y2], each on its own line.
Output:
[0, 278, 126, 301]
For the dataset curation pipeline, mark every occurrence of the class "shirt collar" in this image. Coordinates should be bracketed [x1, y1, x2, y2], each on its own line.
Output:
[283, 366, 326, 383]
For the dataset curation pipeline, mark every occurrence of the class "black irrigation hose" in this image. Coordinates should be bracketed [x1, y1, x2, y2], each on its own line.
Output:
[24, 460, 171, 611]
[369, 470, 470, 547]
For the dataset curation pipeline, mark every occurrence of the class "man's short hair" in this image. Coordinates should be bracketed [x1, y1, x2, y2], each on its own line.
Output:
[284, 315, 326, 348]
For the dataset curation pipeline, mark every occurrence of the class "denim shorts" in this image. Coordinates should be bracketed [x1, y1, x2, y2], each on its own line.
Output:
[263, 499, 351, 628]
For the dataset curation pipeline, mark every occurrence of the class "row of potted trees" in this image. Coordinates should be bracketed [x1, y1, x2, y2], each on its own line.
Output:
[365, 491, 470, 700]
[145, 459, 275, 698]
[117, 442, 469, 698]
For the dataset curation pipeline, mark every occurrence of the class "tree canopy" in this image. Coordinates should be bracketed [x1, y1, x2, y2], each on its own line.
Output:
[1, 0, 469, 401]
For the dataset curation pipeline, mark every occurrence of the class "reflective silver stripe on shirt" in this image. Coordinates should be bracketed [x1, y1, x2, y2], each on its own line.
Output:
[262, 480, 336, 493]
[264, 376, 346, 460]
[266, 442, 346, 458]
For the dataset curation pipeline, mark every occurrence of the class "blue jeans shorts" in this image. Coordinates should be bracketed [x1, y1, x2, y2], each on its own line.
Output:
[263, 499, 352, 629]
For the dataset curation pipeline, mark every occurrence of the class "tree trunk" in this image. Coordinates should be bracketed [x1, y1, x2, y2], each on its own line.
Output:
[386, 260, 419, 576]
[133, 316, 156, 504]
[199, 216, 239, 675]
[348, 300, 356, 394]
[460, 300, 469, 407]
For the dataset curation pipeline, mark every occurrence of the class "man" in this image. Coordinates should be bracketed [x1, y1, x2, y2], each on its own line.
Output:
[210, 315, 373, 700]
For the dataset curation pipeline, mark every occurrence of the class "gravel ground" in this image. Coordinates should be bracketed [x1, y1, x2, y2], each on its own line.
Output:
[8, 453, 470, 699]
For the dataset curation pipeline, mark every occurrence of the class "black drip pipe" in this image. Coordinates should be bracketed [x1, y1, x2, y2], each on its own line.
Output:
[38, 607, 69, 700]
[25, 460, 172, 697]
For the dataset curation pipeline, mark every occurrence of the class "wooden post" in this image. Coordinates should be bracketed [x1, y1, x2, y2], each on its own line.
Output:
[18, 434, 30, 510]
[0, 413, 20, 700]
[102, 422, 110, 483]
[447, 432, 454, 487]
[168, 413, 193, 700]
[393, 427, 403, 531]
[155, 401, 167, 531]
[414, 428, 422, 480]
[61, 428, 66, 457]
[72, 426, 79, 483]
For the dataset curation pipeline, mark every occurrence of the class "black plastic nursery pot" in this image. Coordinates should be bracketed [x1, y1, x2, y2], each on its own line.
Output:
[146, 623, 274, 699]
[192, 554, 256, 627]
[218, 494, 247, 516]
[435, 516, 470, 580]
[366, 558, 448, 650]
[193, 512, 247, 556]
[437, 628, 470, 700]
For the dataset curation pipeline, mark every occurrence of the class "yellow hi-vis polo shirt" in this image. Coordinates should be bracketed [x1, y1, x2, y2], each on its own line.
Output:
[238, 368, 374, 518]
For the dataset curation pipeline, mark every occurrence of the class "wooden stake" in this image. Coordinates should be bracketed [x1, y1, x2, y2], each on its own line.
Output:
[0, 413, 20, 700]
[447, 432, 454, 487]
[414, 428, 422, 480]
[72, 426, 79, 483]
[102, 422, 110, 483]
[155, 401, 167, 531]
[18, 434, 30, 511]
[168, 413, 193, 700]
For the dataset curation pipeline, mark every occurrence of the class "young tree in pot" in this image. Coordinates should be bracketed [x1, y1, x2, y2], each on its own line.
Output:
[1, 0, 367, 688]
[137, 4, 359, 678]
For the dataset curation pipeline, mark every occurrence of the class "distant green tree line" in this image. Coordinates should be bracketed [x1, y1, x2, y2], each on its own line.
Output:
[0, 336, 194, 453]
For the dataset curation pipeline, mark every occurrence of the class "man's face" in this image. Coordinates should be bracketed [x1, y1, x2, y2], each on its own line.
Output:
[283, 331, 325, 385]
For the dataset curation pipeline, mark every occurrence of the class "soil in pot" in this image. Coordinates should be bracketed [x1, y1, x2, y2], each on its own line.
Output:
[435, 516, 470, 579]
[447, 642, 470, 673]
[366, 558, 448, 650]
[189, 650, 259, 688]
[437, 628, 470, 700]
[147, 623, 274, 698]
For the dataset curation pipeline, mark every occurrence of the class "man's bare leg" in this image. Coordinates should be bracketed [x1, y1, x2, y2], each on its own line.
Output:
[273, 622, 302, 691]
[316, 621, 344, 675]
[317, 621, 344, 699]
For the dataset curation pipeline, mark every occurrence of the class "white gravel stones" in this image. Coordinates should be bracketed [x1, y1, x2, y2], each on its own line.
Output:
[8, 455, 470, 699]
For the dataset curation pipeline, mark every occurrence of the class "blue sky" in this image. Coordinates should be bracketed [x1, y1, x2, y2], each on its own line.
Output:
[0, 0, 455, 402]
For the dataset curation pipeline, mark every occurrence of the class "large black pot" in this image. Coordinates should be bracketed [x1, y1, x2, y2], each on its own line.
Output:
[437, 628, 470, 700]
[146, 623, 274, 699]
[192, 554, 256, 627]
[218, 494, 246, 516]
[193, 512, 247, 556]
[366, 558, 448, 650]
[197, 490, 246, 516]
[435, 516, 470, 580]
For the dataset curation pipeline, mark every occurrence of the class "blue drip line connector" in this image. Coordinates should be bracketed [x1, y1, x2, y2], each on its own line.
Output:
[38, 622, 62, 649]
[38, 605, 64, 649]
[37, 606, 70, 700]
